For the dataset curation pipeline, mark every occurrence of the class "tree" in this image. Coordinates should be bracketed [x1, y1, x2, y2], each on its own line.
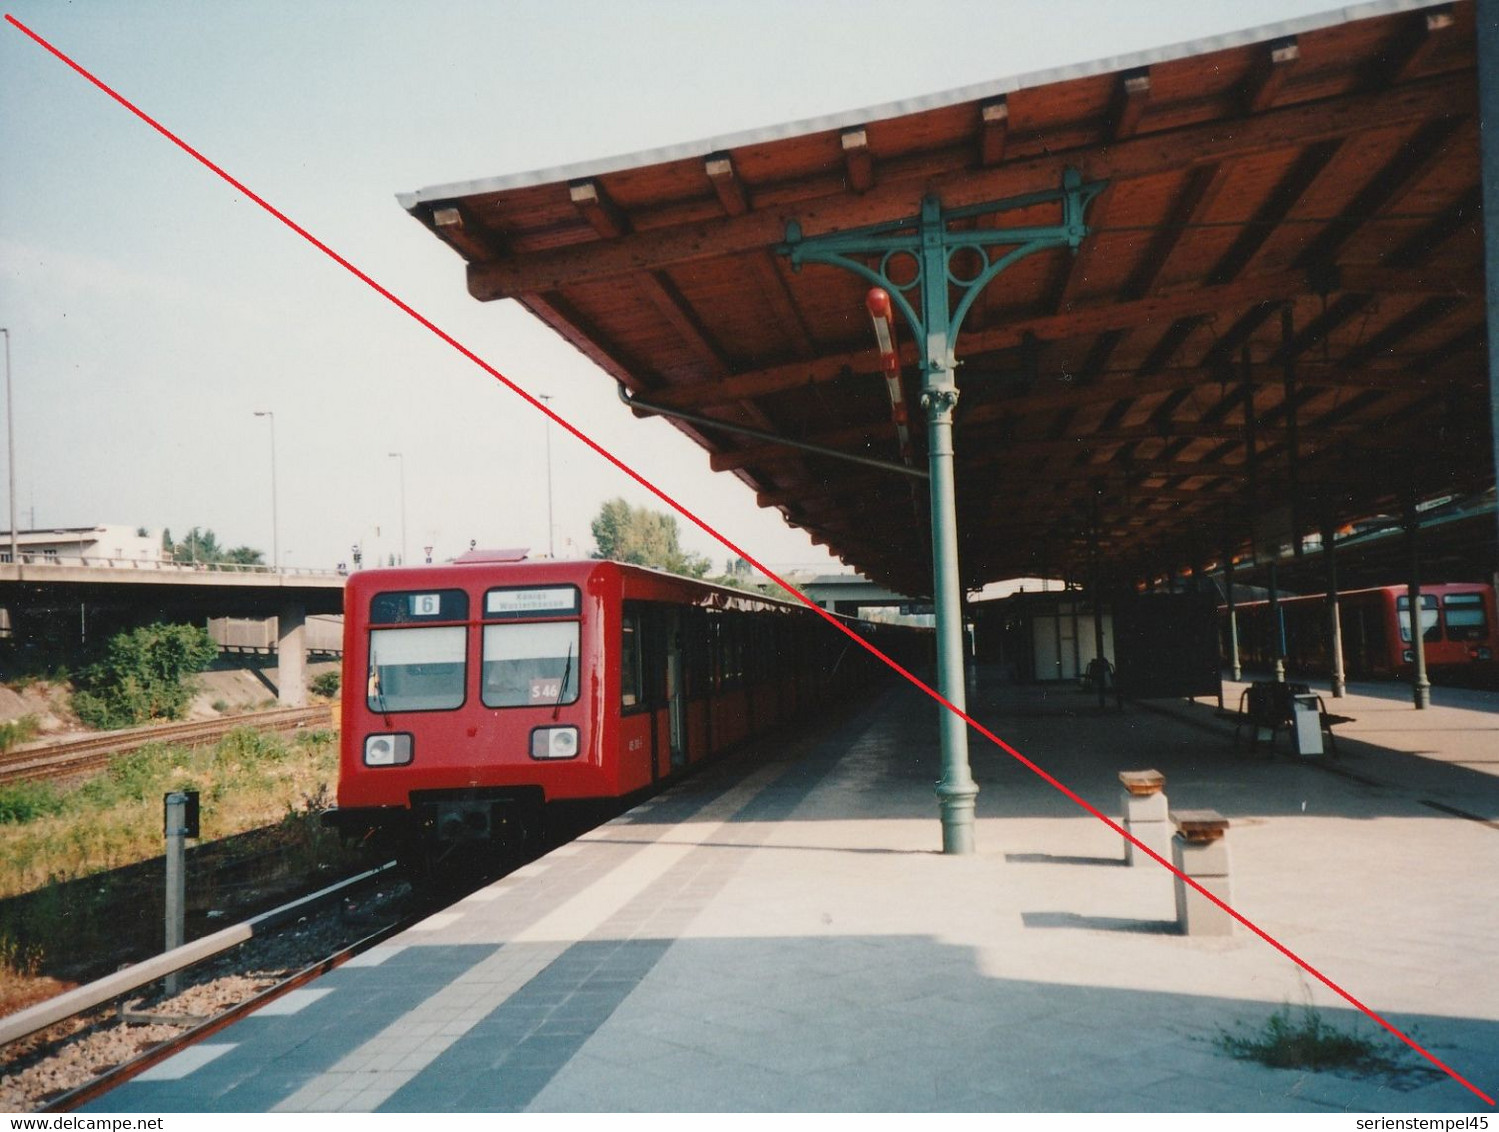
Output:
[222, 546, 266, 566]
[164, 527, 265, 567]
[72, 622, 218, 728]
[590, 499, 710, 578]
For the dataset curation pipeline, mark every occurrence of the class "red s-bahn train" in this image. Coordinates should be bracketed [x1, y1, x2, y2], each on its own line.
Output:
[326, 553, 926, 862]
[1229, 582, 1497, 684]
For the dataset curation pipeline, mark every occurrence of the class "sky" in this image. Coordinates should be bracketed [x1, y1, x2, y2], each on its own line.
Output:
[0, 0, 1365, 577]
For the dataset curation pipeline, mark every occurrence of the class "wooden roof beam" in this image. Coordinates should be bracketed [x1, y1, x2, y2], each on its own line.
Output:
[704, 153, 817, 358]
[429, 203, 504, 263]
[748, 254, 817, 358]
[1111, 68, 1152, 141]
[1291, 116, 1467, 273]
[1241, 37, 1299, 114]
[519, 292, 654, 391]
[756, 472, 897, 509]
[1380, 4, 1457, 85]
[978, 97, 1009, 166]
[568, 179, 629, 239]
[571, 177, 744, 391]
[704, 152, 749, 216]
[709, 422, 889, 472]
[1124, 162, 1235, 299]
[841, 128, 875, 194]
[1206, 140, 1341, 285]
[650, 264, 1477, 412]
[633, 271, 731, 376]
[464, 71, 1473, 299]
[1052, 72, 1147, 311]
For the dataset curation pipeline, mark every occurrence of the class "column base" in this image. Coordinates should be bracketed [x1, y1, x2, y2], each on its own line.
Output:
[936, 783, 979, 856]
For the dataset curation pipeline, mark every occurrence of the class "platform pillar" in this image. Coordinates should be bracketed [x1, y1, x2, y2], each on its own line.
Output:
[1478, 0, 1499, 562]
[1403, 498, 1431, 709]
[1268, 562, 1285, 683]
[779, 173, 1103, 855]
[1223, 531, 1241, 682]
[1323, 506, 1346, 698]
[278, 600, 307, 708]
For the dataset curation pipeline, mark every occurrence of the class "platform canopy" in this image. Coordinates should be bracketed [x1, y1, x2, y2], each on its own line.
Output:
[399, 0, 1489, 597]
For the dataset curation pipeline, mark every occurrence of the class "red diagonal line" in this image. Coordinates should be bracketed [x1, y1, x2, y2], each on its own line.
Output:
[7, 12, 1492, 1107]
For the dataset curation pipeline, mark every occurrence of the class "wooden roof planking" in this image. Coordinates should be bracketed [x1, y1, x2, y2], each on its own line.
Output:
[400, 0, 1488, 597]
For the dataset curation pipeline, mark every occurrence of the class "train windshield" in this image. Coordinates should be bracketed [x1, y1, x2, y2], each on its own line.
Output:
[367, 626, 467, 712]
[1443, 593, 1488, 640]
[1396, 594, 1440, 643]
[482, 622, 580, 708]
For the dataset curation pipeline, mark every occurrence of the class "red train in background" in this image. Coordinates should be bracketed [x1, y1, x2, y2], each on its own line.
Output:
[326, 553, 927, 865]
[1229, 582, 1497, 685]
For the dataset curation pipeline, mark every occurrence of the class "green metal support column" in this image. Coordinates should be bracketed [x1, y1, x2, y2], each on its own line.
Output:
[1323, 503, 1347, 699]
[1404, 493, 1432, 710]
[1224, 528, 1241, 682]
[782, 171, 1103, 854]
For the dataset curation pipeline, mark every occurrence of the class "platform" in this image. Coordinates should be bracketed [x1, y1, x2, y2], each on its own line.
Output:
[85, 671, 1499, 1112]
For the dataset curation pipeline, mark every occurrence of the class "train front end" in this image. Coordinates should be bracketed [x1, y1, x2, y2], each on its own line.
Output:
[329, 559, 614, 855]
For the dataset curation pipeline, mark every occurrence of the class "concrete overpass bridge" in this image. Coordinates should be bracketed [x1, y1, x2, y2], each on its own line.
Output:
[0, 561, 346, 706]
[799, 575, 921, 617]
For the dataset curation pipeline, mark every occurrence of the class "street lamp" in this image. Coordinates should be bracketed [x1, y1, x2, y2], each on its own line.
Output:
[388, 452, 407, 566]
[538, 395, 555, 557]
[1, 328, 16, 565]
[253, 411, 278, 570]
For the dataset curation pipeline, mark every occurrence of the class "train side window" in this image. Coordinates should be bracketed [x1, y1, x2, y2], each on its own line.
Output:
[720, 616, 744, 689]
[1443, 594, 1488, 640]
[1396, 594, 1440, 642]
[621, 607, 644, 711]
[683, 609, 710, 698]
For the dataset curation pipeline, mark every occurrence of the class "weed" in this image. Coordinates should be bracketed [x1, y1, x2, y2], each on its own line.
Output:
[0, 728, 342, 901]
[0, 932, 43, 978]
[1217, 1004, 1394, 1075]
[0, 781, 66, 825]
[0, 714, 40, 753]
[211, 699, 229, 713]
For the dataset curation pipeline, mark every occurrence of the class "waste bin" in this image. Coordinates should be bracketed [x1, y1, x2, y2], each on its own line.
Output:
[1291, 693, 1323, 756]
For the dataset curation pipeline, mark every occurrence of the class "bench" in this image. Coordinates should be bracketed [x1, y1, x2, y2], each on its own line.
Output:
[1232, 680, 1347, 755]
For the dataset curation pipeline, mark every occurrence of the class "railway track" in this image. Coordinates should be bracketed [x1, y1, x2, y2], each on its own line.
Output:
[0, 861, 412, 1113]
[0, 706, 333, 784]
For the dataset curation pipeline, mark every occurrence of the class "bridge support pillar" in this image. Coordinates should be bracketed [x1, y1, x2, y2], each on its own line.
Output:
[277, 601, 307, 707]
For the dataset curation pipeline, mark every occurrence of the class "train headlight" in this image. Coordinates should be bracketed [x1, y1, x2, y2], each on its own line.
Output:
[530, 726, 579, 760]
[363, 733, 412, 767]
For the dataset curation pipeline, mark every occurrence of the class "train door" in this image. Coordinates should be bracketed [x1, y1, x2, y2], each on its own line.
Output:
[665, 609, 687, 769]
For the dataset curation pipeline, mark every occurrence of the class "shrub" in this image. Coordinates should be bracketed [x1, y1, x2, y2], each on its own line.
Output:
[309, 670, 341, 698]
[71, 623, 218, 729]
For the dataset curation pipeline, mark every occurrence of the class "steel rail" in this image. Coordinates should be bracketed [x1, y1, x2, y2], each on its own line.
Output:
[0, 861, 395, 1049]
[0, 706, 331, 784]
[41, 913, 408, 1113]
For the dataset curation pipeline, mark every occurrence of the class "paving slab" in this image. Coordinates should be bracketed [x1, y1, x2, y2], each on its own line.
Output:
[85, 672, 1499, 1112]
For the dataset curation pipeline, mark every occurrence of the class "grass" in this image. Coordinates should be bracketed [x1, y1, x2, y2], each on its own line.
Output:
[0, 714, 40, 754]
[0, 729, 342, 899]
[0, 726, 362, 984]
[1217, 1004, 1399, 1076]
